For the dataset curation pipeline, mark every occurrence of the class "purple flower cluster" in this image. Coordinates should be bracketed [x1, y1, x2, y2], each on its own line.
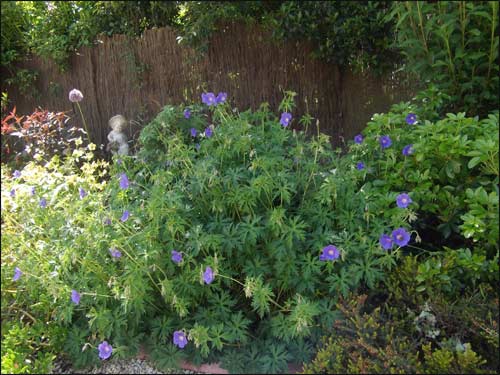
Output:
[69, 89, 84, 103]
[379, 227, 411, 250]
[379, 135, 392, 149]
[10, 188, 15, 197]
[171, 250, 182, 264]
[120, 210, 130, 222]
[406, 113, 417, 125]
[109, 248, 122, 258]
[98, 341, 113, 360]
[173, 331, 188, 349]
[184, 109, 191, 119]
[356, 162, 365, 170]
[205, 126, 213, 138]
[396, 193, 412, 208]
[354, 134, 364, 144]
[319, 245, 340, 261]
[39, 198, 47, 208]
[13, 267, 22, 281]
[280, 112, 292, 127]
[71, 289, 81, 305]
[201, 92, 227, 106]
[190, 128, 198, 137]
[13, 170, 21, 179]
[119, 173, 129, 190]
[79, 187, 87, 199]
[402, 144, 414, 156]
[203, 266, 214, 284]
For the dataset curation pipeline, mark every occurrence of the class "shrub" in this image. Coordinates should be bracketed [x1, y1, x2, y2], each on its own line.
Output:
[1, 107, 87, 167]
[2, 93, 412, 373]
[389, 1, 499, 117]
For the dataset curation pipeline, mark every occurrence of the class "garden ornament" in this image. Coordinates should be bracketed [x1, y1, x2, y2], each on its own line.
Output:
[106, 115, 129, 156]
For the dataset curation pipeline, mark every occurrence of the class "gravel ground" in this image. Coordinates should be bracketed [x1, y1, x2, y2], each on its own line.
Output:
[51, 358, 199, 374]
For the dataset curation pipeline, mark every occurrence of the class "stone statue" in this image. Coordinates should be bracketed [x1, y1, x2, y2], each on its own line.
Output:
[106, 115, 129, 156]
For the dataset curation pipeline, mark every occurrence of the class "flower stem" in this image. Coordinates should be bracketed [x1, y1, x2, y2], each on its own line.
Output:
[76, 102, 91, 144]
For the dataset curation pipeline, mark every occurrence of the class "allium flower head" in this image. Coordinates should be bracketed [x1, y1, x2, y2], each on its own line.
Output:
[319, 245, 340, 261]
[13, 267, 22, 281]
[39, 198, 47, 208]
[356, 162, 365, 170]
[203, 266, 214, 284]
[280, 112, 292, 127]
[171, 250, 182, 264]
[120, 210, 130, 222]
[98, 341, 113, 360]
[10, 188, 15, 197]
[354, 134, 364, 144]
[216, 92, 227, 104]
[402, 144, 414, 156]
[201, 92, 216, 106]
[396, 193, 412, 208]
[184, 109, 191, 119]
[71, 289, 80, 305]
[109, 248, 122, 258]
[379, 135, 392, 149]
[79, 187, 87, 199]
[392, 227, 410, 247]
[13, 170, 21, 179]
[173, 331, 188, 349]
[69, 89, 83, 103]
[205, 126, 213, 138]
[119, 173, 129, 189]
[379, 234, 393, 250]
[190, 128, 197, 137]
[406, 113, 417, 125]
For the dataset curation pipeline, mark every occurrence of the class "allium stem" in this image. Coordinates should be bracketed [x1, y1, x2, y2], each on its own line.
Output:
[75, 102, 91, 144]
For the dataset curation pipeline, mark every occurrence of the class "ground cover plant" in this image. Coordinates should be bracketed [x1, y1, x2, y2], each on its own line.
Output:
[2, 87, 498, 373]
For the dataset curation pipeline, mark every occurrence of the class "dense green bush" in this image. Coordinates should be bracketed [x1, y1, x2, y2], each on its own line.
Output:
[2, 93, 414, 373]
[389, 1, 499, 117]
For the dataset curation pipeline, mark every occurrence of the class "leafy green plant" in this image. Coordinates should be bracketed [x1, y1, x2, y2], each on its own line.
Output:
[388, 1, 499, 117]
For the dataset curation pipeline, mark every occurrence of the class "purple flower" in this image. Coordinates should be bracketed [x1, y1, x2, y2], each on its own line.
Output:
[205, 127, 213, 138]
[201, 92, 216, 106]
[109, 248, 122, 258]
[396, 193, 412, 208]
[356, 162, 365, 170]
[69, 89, 83, 103]
[195, 143, 201, 151]
[171, 250, 182, 264]
[103, 217, 112, 226]
[354, 134, 364, 144]
[203, 266, 214, 284]
[406, 113, 417, 125]
[280, 112, 292, 127]
[173, 331, 188, 349]
[39, 198, 47, 208]
[392, 227, 410, 247]
[319, 245, 340, 261]
[379, 234, 393, 250]
[379, 135, 392, 149]
[215, 92, 227, 104]
[184, 109, 191, 119]
[190, 128, 198, 137]
[119, 173, 129, 190]
[98, 341, 113, 360]
[402, 144, 414, 156]
[71, 289, 80, 305]
[13, 267, 22, 281]
[117, 159, 122, 165]
[30, 186, 36, 196]
[13, 170, 21, 179]
[120, 210, 130, 222]
[79, 187, 87, 199]
[9, 188, 15, 197]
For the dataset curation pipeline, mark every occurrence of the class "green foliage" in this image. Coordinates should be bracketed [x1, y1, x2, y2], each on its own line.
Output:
[301, 293, 497, 374]
[348, 102, 499, 257]
[389, 1, 499, 117]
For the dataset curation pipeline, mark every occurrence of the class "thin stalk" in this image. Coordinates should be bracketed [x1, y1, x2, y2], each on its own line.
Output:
[416, 1, 429, 53]
[75, 102, 91, 144]
[486, 1, 498, 81]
